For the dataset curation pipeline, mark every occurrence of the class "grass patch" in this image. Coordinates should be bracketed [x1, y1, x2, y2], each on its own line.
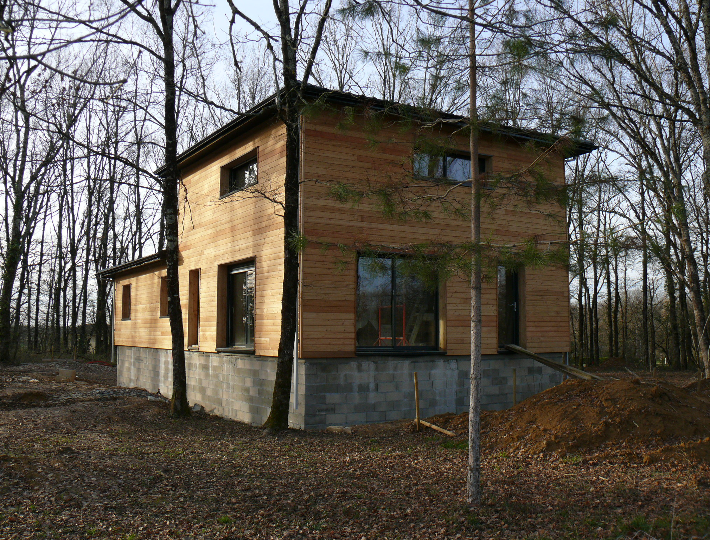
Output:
[441, 440, 468, 450]
[618, 515, 651, 535]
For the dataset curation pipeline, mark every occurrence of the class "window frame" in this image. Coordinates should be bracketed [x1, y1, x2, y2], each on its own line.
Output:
[225, 261, 256, 352]
[356, 254, 440, 354]
[220, 149, 258, 197]
[413, 151, 491, 184]
[187, 269, 200, 348]
[121, 284, 131, 321]
[159, 276, 168, 318]
[497, 266, 521, 351]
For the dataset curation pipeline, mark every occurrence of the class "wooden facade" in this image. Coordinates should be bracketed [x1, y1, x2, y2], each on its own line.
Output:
[111, 94, 573, 359]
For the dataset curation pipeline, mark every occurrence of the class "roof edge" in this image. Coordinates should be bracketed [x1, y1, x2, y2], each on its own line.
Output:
[97, 251, 167, 280]
[158, 84, 596, 174]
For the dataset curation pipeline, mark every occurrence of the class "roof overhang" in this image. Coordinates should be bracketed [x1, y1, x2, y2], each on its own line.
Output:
[97, 251, 166, 280]
[156, 85, 596, 176]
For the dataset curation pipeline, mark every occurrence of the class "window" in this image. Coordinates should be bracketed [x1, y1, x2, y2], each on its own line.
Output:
[498, 266, 520, 349]
[221, 150, 258, 196]
[188, 269, 200, 347]
[356, 256, 438, 352]
[227, 262, 255, 349]
[414, 152, 490, 182]
[159, 277, 168, 317]
[121, 284, 131, 320]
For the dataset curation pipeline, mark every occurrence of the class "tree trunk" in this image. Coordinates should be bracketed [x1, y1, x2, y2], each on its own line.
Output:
[158, 0, 190, 418]
[466, 0, 482, 506]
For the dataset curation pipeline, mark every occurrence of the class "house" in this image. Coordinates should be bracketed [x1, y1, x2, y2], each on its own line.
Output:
[99, 85, 595, 429]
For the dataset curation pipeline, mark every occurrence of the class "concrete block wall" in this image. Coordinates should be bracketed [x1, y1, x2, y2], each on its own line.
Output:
[117, 346, 564, 431]
[301, 353, 564, 429]
[116, 346, 306, 428]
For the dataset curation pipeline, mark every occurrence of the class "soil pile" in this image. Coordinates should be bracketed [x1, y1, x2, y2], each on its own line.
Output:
[430, 378, 710, 461]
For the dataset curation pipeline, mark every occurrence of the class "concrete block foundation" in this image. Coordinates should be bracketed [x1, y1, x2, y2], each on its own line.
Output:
[117, 346, 564, 430]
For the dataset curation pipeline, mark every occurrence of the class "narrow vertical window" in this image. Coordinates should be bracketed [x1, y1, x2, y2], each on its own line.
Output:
[159, 277, 168, 317]
[356, 256, 438, 351]
[498, 266, 519, 349]
[188, 269, 200, 347]
[121, 284, 131, 320]
[227, 263, 255, 349]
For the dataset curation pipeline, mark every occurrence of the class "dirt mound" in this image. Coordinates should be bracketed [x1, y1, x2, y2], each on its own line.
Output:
[684, 377, 710, 399]
[429, 378, 710, 460]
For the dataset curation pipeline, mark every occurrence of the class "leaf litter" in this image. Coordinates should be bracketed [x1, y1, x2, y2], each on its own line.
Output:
[0, 360, 708, 539]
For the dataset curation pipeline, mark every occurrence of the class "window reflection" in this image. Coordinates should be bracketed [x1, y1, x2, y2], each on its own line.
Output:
[356, 256, 438, 351]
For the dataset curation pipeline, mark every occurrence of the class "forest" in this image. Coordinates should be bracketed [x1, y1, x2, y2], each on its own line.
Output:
[1, 0, 709, 379]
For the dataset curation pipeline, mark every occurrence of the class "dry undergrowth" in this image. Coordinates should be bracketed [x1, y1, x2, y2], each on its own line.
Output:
[0, 361, 708, 539]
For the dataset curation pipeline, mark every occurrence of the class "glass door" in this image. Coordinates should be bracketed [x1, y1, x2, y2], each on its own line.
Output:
[227, 263, 255, 348]
[498, 266, 519, 349]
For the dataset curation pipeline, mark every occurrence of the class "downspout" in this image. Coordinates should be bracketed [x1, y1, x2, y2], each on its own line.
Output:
[111, 280, 116, 365]
[293, 113, 304, 412]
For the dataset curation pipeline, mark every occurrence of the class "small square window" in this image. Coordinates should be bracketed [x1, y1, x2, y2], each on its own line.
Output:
[229, 158, 257, 192]
[221, 150, 258, 196]
[159, 277, 168, 317]
[121, 284, 131, 320]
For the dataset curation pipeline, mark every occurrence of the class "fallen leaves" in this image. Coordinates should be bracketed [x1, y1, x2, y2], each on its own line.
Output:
[0, 361, 708, 539]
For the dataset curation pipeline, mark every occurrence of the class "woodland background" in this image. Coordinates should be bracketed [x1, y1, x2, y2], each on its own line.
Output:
[1, 0, 707, 374]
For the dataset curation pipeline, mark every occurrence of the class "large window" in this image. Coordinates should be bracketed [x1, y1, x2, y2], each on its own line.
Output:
[356, 256, 438, 352]
[414, 152, 490, 182]
[227, 262, 255, 349]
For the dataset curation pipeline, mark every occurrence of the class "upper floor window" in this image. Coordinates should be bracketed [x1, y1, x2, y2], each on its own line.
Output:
[414, 152, 490, 182]
[221, 149, 258, 196]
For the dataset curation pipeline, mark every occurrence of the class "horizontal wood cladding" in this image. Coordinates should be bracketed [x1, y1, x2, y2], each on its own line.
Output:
[116, 108, 571, 359]
[300, 111, 569, 357]
[115, 120, 288, 356]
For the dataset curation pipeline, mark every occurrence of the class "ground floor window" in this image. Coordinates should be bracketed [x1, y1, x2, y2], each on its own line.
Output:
[498, 266, 519, 349]
[356, 256, 438, 352]
[227, 262, 255, 349]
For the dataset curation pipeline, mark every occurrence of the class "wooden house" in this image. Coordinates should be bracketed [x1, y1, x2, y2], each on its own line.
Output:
[99, 86, 595, 429]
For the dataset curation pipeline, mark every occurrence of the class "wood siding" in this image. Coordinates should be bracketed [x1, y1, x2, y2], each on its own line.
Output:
[114, 108, 570, 358]
[299, 111, 570, 357]
[115, 120, 287, 355]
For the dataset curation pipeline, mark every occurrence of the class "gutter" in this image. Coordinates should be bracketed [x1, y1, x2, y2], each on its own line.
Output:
[97, 251, 167, 280]
[154, 85, 596, 178]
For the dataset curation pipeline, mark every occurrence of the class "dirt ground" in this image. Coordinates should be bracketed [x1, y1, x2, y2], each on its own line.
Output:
[1, 360, 709, 539]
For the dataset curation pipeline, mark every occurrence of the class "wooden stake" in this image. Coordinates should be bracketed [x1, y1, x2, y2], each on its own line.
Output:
[413, 372, 420, 432]
[419, 420, 456, 437]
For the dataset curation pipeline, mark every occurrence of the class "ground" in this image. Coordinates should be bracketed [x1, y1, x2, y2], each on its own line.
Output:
[0, 359, 708, 540]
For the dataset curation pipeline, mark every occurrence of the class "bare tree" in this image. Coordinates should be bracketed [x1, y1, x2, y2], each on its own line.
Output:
[226, 0, 334, 431]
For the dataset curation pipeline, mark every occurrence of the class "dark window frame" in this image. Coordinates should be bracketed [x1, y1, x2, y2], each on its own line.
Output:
[225, 261, 256, 352]
[413, 151, 491, 183]
[121, 284, 131, 320]
[159, 276, 168, 318]
[497, 266, 520, 351]
[220, 149, 258, 197]
[356, 254, 440, 354]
